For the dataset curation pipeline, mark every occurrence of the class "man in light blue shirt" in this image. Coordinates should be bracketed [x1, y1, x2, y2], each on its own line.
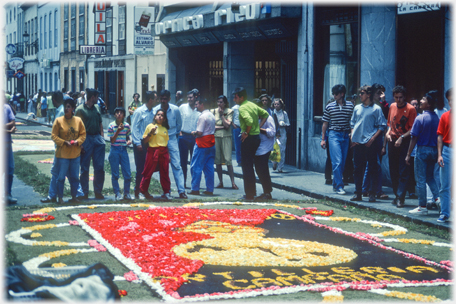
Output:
[350, 85, 387, 202]
[131, 91, 158, 199]
[153, 90, 187, 199]
[179, 89, 201, 187]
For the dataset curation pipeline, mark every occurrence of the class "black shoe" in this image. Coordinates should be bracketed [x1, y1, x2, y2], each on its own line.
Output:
[362, 192, 369, 197]
[179, 193, 188, 199]
[69, 197, 81, 204]
[202, 191, 213, 196]
[189, 190, 200, 195]
[94, 193, 105, 199]
[41, 196, 56, 203]
[255, 193, 273, 201]
[391, 198, 398, 205]
[325, 179, 332, 185]
[350, 194, 362, 201]
[7, 195, 17, 205]
[368, 194, 376, 202]
[239, 195, 255, 201]
[78, 194, 89, 200]
[397, 200, 405, 208]
[141, 192, 154, 200]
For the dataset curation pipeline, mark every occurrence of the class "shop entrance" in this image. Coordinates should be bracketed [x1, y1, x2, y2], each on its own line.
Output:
[396, 10, 444, 101]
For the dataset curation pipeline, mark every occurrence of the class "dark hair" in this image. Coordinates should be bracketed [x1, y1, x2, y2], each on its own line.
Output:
[259, 94, 271, 103]
[187, 88, 199, 99]
[392, 85, 407, 96]
[52, 91, 64, 106]
[372, 83, 385, 94]
[331, 84, 346, 96]
[114, 107, 126, 116]
[273, 98, 286, 111]
[217, 95, 229, 108]
[197, 97, 208, 105]
[159, 89, 171, 99]
[232, 87, 247, 100]
[424, 90, 438, 111]
[145, 91, 157, 102]
[133, 93, 140, 99]
[63, 97, 75, 109]
[154, 109, 170, 130]
[71, 92, 80, 100]
[445, 88, 452, 100]
[86, 88, 99, 100]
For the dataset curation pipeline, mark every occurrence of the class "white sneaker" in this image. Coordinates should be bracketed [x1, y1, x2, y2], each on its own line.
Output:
[123, 194, 132, 201]
[336, 189, 346, 195]
[115, 193, 123, 201]
[409, 206, 428, 215]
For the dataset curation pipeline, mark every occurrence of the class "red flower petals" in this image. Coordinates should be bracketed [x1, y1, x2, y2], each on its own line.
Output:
[21, 215, 55, 222]
[305, 209, 334, 216]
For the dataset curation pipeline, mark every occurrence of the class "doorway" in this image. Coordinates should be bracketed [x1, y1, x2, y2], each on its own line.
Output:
[396, 10, 444, 101]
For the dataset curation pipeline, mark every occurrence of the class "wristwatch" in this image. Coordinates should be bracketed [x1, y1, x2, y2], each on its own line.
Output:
[401, 135, 405, 139]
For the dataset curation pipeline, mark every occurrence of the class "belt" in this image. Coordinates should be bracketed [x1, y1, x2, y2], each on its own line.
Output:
[181, 132, 193, 136]
[444, 142, 452, 148]
[87, 132, 100, 136]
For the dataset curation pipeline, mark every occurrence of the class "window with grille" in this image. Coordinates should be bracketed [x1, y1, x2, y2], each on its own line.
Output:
[64, 4, 68, 52]
[49, 12, 52, 48]
[71, 4, 76, 51]
[255, 60, 280, 98]
[79, 4, 85, 47]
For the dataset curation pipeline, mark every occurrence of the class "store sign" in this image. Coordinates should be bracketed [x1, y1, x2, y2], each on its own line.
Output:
[8, 57, 25, 71]
[14, 70, 25, 79]
[134, 7, 155, 55]
[397, 2, 441, 14]
[94, 59, 126, 69]
[80, 45, 106, 55]
[95, 2, 106, 44]
[155, 3, 260, 35]
[6, 44, 16, 55]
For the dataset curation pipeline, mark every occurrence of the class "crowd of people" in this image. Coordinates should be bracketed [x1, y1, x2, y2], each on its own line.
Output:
[31, 86, 285, 205]
[321, 84, 452, 223]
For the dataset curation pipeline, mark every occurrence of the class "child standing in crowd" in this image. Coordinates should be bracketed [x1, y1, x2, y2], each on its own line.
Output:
[272, 98, 290, 173]
[140, 109, 172, 200]
[107, 107, 132, 201]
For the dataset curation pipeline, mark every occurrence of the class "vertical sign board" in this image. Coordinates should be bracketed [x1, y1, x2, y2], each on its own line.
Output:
[95, 3, 106, 45]
[134, 7, 155, 55]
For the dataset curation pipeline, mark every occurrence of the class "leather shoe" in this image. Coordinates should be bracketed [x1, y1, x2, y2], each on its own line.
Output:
[189, 190, 200, 195]
[215, 183, 224, 188]
[41, 196, 56, 203]
[239, 195, 255, 201]
[7, 195, 17, 205]
[94, 193, 105, 199]
[179, 193, 188, 199]
[368, 194, 376, 202]
[141, 192, 154, 200]
[350, 194, 362, 201]
[69, 197, 81, 204]
[397, 200, 405, 208]
[391, 198, 398, 205]
[202, 191, 213, 195]
[78, 194, 89, 200]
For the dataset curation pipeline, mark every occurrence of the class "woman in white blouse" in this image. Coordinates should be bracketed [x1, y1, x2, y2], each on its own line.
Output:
[272, 98, 290, 173]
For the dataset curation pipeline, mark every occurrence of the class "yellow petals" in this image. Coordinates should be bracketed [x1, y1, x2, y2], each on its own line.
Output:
[386, 290, 441, 302]
[30, 233, 42, 238]
[88, 206, 97, 209]
[52, 263, 67, 268]
[39, 249, 79, 259]
[34, 208, 56, 214]
[330, 217, 361, 222]
[322, 295, 344, 302]
[23, 224, 57, 231]
[397, 238, 435, 245]
[33, 241, 69, 247]
[380, 230, 407, 237]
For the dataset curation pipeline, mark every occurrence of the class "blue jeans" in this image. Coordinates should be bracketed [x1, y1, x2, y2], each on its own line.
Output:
[168, 135, 185, 194]
[353, 136, 382, 195]
[133, 143, 148, 196]
[362, 140, 384, 195]
[328, 130, 350, 191]
[5, 142, 14, 196]
[178, 133, 195, 185]
[440, 145, 452, 217]
[415, 146, 439, 207]
[57, 157, 80, 199]
[232, 127, 242, 165]
[79, 134, 106, 196]
[190, 145, 215, 192]
[108, 146, 131, 196]
[48, 157, 59, 199]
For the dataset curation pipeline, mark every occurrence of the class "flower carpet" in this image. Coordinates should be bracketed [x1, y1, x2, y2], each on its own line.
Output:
[6, 202, 452, 302]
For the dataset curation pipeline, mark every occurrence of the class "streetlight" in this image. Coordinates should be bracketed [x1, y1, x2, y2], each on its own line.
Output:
[23, 31, 38, 53]
[23, 31, 30, 43]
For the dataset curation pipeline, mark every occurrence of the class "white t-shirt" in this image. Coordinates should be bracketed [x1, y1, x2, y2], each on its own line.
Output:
[196, 109, 216, 136]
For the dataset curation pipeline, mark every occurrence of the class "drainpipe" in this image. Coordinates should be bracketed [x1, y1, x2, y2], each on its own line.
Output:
[302, 4, 310, 170]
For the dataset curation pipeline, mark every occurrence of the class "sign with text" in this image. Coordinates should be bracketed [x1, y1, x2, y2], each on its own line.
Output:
[80, 45, 106, 55]
[397, 2, 441, 14]
[8, 57, 25, 71]
[95, 2, 106, 44]
[134, 7, 155, 55]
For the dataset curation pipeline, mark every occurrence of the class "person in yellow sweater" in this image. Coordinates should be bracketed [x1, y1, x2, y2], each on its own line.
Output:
[140, 109, 171, 200]
[51, 98, 86, 204]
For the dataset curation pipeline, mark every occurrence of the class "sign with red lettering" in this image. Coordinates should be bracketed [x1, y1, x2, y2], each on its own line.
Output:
[95, 2, 106, 45]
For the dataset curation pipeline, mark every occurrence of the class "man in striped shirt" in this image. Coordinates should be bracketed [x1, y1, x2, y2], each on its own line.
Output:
[321, 84, 354, 195]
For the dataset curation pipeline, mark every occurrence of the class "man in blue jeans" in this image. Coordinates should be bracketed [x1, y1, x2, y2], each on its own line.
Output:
[75, 88, 105, 200]
[321, 84, 354, 195]
[131, 91, 158, 199]
[5, 101, 17, 205]
[178, 89, 200, 188]
[350, 85, 387, 202]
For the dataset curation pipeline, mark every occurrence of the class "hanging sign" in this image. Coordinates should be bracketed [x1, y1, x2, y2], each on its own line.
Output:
[397, 2, 441, 14]
[8, 57, 25, 71]
[134, 7, 155, 55]
[95, 2, 106, 44]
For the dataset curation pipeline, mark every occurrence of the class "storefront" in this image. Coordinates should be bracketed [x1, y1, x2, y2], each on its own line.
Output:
[156, 3, 301, 167]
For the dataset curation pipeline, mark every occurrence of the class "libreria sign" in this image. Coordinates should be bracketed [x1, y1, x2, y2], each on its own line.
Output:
[155, 3, 261, 35]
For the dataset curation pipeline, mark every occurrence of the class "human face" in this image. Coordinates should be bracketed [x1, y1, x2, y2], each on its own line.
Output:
[115, 110, 125, 122]
[393, 92, 406, 107]
[420, 97, 430, 111]
[155, 111, 165, 125]
[195, 100, 203, 112]
[410, 99, 419, 111]
[260, 97, 269, 108]
[187, 94, 195, 105]
[134, 94, 139, 101]
[217, 98, 225, 109]
[373, 90, 383, 102]
[359, 91, 370, 105]
[160, 96, 169, 107]
[233, 94, 243, 105]
[333, 92, 344, 103]
[273, 101, 281, 111]
[447, 94, 452, 109]
[64, 103, 74, 118]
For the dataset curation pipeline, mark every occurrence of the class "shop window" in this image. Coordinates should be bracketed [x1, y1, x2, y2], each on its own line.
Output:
[313, 6, 360, 123]
[255, 60, 280, 98]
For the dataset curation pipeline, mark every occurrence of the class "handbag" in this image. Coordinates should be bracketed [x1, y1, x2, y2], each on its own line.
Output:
[269, 139, 281, 163]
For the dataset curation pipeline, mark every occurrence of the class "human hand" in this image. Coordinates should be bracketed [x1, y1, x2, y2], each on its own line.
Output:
[320, 140, 326, 149]
[394, 137, 403, 147]
[438, 156, 445, 168]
